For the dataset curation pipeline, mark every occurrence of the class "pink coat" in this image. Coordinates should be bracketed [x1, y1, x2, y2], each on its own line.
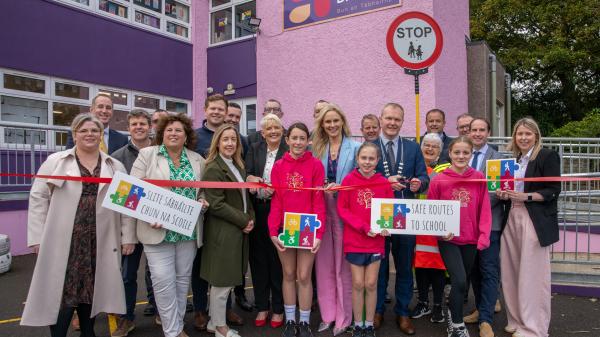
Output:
[268, 151, 326, 239]
[428, 167, 491, 250]
[21, 149, 137, 326]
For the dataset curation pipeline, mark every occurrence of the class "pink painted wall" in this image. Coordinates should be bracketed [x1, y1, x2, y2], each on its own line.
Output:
[0, 210, 31, 256]
[192, 1, 209, 127]
[257, 0, 469, 137]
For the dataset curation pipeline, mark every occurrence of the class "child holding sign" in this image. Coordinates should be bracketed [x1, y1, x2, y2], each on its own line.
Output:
[428, 136, 491, 337]
[337, 143, 393, 337]
[268, 122, 326, 337]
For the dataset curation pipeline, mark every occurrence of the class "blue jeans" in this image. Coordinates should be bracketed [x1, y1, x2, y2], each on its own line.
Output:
[376, 235, 416, 316]
[472, 230, 501, 324]
[122, 243, 143, 321]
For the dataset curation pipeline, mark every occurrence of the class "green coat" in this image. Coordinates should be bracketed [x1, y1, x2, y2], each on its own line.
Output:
[200, 155, 255, 287]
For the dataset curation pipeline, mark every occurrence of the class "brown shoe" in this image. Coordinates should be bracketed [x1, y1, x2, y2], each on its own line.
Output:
[112, 318, 135, 337]
[396, 316, 415, 335]
[193, 311, 209, 331]
[71, 312, 80, 331]
[479, 322, 495, 337]
[494, 299, 502, 313]
[226, 309, 244, 326]
[464, 309, 479, 324]
[373, 313, 384, 329]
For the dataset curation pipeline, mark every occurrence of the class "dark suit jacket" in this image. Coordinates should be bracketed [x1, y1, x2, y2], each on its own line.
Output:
[477, 145, 509, 232]
[245, 140, 288, 182]
[508, 148, 561, 247]
[66, 128, 129, 155]
[372, 137, 429, 199]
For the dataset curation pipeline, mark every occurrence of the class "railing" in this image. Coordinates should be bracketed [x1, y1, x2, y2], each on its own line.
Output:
[2, 123, 599, 272]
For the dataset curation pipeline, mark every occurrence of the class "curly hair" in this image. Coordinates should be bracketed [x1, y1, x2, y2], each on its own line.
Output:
[154, 113, 197, 150]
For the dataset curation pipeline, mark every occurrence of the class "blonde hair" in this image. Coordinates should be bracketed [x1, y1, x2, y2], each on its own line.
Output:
[71, 113, 103, 134]
[259, 113, 283, 130]
[312, 103, 352, 159]
[206, 124, 244, 169]
[507, 117, 543, 160]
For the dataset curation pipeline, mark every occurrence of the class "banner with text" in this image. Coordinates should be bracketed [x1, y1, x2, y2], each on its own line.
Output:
[284, 0, 402, 30]
[102, 171, 202, 237]
[370, 198, 460, 236]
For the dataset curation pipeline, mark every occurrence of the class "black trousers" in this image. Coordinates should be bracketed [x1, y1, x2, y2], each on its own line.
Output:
[249, 201, 284, 314]
[50, 304, 95, 337]
[438, 242, 477, 324]
[415, 268, 445, 305]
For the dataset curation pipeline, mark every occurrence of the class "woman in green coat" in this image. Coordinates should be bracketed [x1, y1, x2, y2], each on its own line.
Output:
[201, 124, 255, 337]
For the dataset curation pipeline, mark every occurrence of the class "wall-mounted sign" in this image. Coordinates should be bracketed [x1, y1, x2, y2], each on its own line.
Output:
[284, 0, 402, 31]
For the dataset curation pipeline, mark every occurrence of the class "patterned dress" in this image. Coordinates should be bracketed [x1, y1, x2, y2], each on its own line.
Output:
[159, 145, 198, 242]
[61, 155, 101, 307]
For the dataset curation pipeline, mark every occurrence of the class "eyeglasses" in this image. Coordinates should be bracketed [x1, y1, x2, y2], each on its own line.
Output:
[264, 107, 281, 113]
[422, 143, 441, 150]
[76, 129, 101, 135]
[457, 124, 470, 131]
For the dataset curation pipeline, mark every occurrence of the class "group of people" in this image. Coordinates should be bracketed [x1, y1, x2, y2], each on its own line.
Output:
[21, 92, 560, 337]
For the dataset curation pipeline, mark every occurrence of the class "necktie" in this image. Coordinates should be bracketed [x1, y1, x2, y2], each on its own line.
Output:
[472, 151, 481, 170]
[99, 130, 108, 153]
[386, 141, 396, 168]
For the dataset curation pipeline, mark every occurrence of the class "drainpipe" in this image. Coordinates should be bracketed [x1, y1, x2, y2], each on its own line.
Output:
[505, 73, 512, 135]
[489, 54, 498, 136]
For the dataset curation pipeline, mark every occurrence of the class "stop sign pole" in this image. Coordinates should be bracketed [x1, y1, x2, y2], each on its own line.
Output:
[386, 12, 443, 142]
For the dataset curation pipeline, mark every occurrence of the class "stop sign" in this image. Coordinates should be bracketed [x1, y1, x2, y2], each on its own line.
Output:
[386, 12, 443, 70]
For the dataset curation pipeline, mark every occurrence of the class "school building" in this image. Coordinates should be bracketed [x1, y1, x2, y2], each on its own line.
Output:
[0, 0, 509, 255]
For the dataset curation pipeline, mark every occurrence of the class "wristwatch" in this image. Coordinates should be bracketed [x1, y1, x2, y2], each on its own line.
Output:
[527, 193, 533, 202]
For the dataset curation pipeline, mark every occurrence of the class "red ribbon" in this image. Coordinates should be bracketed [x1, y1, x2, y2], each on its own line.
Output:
[0, 173, 598, 192]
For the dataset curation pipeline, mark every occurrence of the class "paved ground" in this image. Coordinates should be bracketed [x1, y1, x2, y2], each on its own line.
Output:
[1, 254, 599, 337]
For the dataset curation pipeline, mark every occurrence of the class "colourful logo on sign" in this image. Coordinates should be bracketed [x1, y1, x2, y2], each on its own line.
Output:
[284, 0, 401, 30]
[110, 181, 146, 211]
[279, 212, 322, 249]
[376, 203, 411, 230]
[486, 158, 519, 192]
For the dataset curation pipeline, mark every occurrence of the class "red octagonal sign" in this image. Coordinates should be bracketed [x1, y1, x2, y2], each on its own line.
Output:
[386, 12, 443, 70]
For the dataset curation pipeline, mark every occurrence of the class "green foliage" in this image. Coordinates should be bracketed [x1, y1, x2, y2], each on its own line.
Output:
[470, 0, 600, 134]
[550, 109, 600, 137]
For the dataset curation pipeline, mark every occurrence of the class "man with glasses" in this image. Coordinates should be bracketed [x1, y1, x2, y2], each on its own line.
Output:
[456, 113, 474, 136]
[150, 109, 169, 138]
[66, 93, 128, 154]
[248, 99, 284, 144]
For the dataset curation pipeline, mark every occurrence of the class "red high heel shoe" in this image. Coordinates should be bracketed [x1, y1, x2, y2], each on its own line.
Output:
[270, 314, 284, 328]
[255, 312, 269, 327]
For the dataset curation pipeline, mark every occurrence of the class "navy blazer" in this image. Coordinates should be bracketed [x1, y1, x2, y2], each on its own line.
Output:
[66, 128, 129, 155]
[371, 137, 429, 199]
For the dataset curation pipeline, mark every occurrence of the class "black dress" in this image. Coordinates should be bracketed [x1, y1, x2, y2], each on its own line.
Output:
[61, 155, 101, 307]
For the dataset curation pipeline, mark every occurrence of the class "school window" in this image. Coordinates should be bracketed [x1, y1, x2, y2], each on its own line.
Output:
[54, 0, 192, 41]
[210, 0, 256, 45]
[0, 68, 191, 147]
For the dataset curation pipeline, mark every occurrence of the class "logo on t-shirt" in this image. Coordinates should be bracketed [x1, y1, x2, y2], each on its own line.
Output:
[452, 188, 471, 207]
[357, 188, 375, 209]
[286, 172, 304, 191]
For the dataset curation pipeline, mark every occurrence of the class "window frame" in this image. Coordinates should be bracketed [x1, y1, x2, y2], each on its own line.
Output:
[209, 0, 256, 47]
[54, 0, 193, 42]
[0, 67, 191, 149]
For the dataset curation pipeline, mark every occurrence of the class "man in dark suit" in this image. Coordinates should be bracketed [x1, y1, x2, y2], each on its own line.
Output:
[225, 102, 249, 156]
[372, 103, 429, 335]
[66, 93, 128, 154]
[420, 108, 453, 163]
[247, 99, 284, 145]
[463, 118, 507, 337]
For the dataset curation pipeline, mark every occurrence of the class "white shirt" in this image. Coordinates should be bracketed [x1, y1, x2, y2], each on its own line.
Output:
[258, 148, 278, 200]
[220, 154, 247, 213]
[379, 134, 399, 163]
[515, 148, 534, 192]
[470, 143, 489, 171]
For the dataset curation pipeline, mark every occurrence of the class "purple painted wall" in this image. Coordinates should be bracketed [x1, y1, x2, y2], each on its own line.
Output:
[0, 0, 193, 100]
[206, 39, 257, 100]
